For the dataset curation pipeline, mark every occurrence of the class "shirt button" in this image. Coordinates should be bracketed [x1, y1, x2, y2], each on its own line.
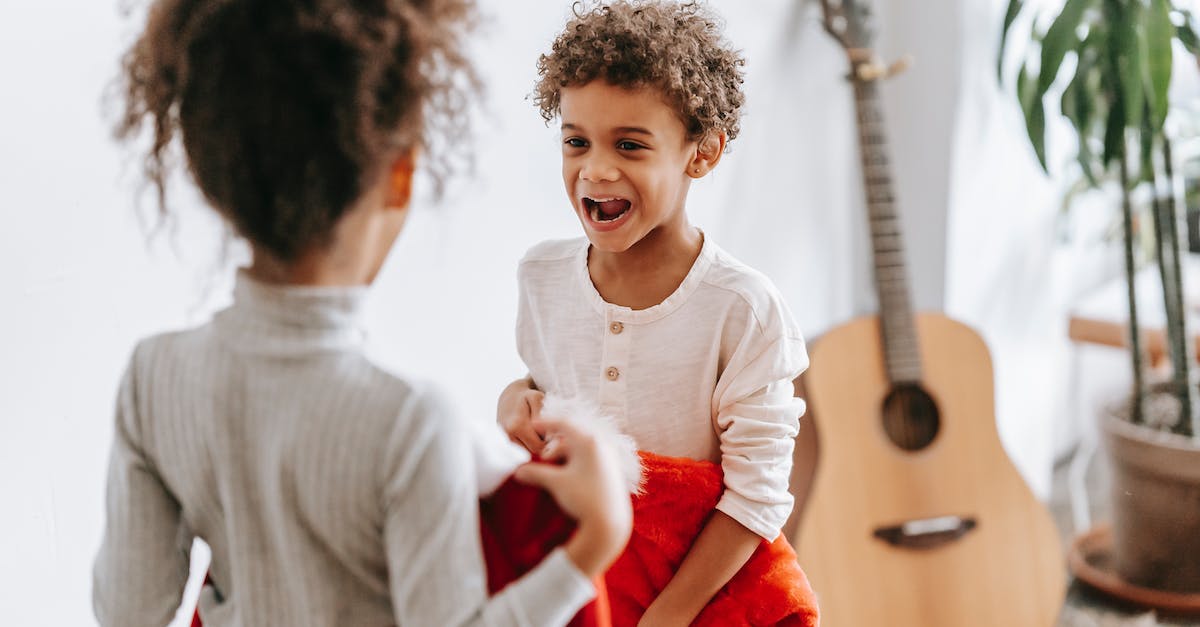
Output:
[609, 321, 624, 335]
[606, 367, 620, 381]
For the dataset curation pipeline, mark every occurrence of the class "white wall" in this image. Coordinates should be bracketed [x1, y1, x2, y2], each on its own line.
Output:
[0, 1, 964, 625]
[877, 0, 961, 311]
[0, 3, 225, 625]
[703, 0, 958, 330]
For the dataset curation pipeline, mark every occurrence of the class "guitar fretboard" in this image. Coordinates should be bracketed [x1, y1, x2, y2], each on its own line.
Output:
[851, 77, 922, 384]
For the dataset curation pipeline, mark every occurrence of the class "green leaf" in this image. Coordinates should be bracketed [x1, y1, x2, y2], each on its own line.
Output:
[1075, 86, 1099, 184]
[1177, 11, 1200, 56]
[1030, 101, 1048, 172]
[1145, 0, 1173, 130]
[1064, 57, 1100, 186]
[1062, 25, 1109, 186]
[1018, 62, 1036, 113]
[1114, 4, 1145, 131]
[1038, 0, 1092, 95]
[1015, 60, 1049, 171]
[998, 0, 1025, 82]
[1063, 34, 1099, 130]
[1104, 92, 1126, 167]
[1013, 56, 1047, 172]
[1140, 112, 1156, 184]
[1062, 72, 1079, 125]
[1078, 136, 1100, 186]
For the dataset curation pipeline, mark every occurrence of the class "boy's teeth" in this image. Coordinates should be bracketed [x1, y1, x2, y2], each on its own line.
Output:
[584, 197, 631, 222]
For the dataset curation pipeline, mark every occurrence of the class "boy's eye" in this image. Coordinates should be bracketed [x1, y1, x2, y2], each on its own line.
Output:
[564, 137, 588, 148]
[616, 141, 644, 151]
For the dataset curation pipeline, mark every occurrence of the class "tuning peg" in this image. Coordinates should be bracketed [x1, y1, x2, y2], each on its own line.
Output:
[851, 53, 914, 82]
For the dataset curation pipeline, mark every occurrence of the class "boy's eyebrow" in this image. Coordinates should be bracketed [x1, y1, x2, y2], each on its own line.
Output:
[560, 123, 655, 137]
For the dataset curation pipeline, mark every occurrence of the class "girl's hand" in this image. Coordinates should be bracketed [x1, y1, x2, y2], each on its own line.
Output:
[513, 417, 633, 577]
[496, 377, 546, 455]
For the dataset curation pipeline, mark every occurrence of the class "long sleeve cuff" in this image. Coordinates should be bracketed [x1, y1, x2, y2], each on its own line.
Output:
[715, 489, 791, 541]
[495, 547, 596, 626]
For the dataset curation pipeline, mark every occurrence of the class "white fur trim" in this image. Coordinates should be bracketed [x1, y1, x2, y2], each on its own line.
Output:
[540, 395, 644, 495]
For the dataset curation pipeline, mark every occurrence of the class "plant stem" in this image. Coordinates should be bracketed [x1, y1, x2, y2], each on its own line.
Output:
[1120, 145, 1146, 425]
[1150, 160, 1189, 430]
[1161, 136, 1198, 438]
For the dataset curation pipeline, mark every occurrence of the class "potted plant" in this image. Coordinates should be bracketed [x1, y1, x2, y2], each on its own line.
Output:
[999, 0, 1200, 594]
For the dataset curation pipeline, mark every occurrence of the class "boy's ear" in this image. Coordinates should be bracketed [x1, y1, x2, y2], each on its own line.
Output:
[385, 149, 418, 210]
[687, 131, 727, 179]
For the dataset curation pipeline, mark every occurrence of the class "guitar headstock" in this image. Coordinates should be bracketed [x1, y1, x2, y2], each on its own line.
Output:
[819, 0, 876, 52]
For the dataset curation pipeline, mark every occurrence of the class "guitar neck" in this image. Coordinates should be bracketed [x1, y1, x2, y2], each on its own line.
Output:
[851, 78, 922, 384]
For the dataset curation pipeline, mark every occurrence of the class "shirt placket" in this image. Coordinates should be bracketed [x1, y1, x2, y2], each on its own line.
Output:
[598, 310, 630, 416]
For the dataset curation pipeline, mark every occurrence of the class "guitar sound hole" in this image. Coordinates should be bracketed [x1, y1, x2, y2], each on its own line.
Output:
[881, 383, 940, 451]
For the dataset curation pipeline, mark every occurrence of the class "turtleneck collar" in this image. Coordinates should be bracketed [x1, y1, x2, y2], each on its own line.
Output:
[212, 271, 369, 356]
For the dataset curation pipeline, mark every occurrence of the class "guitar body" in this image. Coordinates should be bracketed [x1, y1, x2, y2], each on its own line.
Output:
[792, 312, 1064, 626]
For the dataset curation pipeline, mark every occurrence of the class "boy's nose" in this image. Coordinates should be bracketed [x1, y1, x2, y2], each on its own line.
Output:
[579, 156, 619, 182]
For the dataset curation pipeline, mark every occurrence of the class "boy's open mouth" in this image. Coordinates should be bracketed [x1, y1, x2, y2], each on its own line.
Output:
[583, 196, 632, 223]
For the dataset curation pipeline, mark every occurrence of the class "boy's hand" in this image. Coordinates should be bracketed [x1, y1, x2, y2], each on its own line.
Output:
[513, 418, 633, 577]
[636, 603, 692, 627]
[636, 511, 760, 627]
[497, 377, 547, 455]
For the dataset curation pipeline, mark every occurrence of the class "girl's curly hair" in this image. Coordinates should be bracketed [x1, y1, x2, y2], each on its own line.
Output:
[117, 0, 476, 262]
[534, 1, 745, 143]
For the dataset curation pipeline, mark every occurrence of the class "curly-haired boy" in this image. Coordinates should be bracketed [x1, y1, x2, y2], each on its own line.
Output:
[498, 2, 812, 624]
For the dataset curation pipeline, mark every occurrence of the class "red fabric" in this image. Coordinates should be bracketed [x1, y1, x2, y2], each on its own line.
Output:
[191, 479, 609, 627]
[605, 452, 820, 627]
[480, 476, 610, 627]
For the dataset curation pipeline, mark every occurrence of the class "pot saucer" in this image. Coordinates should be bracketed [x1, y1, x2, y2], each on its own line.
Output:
[1069, 524, 1200, 616]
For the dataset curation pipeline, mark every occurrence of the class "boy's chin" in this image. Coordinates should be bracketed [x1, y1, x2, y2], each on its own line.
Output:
[583, 233, 637, 254]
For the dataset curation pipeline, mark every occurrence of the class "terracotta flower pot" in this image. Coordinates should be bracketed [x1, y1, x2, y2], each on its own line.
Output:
[1103, 414, 1200, 593]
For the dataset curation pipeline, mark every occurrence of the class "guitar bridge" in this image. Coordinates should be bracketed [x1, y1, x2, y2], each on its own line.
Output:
[873, 515, 978, 550]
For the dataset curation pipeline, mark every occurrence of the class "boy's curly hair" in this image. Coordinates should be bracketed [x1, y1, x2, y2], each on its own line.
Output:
[534, 1, 745, 143]
[117, 0, 476, 263]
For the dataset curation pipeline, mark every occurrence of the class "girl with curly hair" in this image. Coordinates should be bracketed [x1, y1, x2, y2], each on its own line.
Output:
[92, 1, 633, 625]
[497, 1, 811, 624]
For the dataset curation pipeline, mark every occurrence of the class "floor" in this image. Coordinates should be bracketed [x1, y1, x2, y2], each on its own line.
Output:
[1050, 446, 1199, 626]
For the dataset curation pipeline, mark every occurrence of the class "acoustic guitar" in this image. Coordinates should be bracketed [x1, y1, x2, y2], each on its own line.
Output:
[783, 2, 1065, 625]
